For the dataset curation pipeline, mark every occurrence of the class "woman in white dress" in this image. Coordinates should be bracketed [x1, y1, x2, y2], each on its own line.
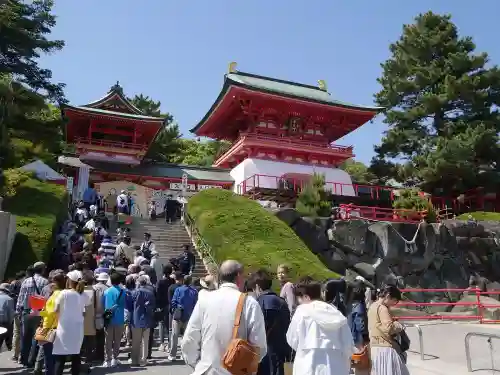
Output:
[52, 270, 88, 375]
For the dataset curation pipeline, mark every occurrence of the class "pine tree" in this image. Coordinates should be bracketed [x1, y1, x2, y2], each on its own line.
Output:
[371, 11, 500, 195]
[0, 0, 65, 102]
[295, 173, 331, 217]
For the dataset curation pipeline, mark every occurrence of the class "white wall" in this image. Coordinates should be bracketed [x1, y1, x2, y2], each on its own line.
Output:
[0, 211, 16, 281]
[230, 158, 355, 196]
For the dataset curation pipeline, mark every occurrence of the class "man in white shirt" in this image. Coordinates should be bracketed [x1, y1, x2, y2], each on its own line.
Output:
[181, 260, 267, 375]
[116, 190, 128, 214]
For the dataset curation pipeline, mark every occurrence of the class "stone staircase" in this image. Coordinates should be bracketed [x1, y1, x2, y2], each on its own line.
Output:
[127, 218, 206, 278]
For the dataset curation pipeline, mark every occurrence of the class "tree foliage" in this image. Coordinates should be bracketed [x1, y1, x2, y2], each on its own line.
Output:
[371, 11, 500, 195]
[0, 0, 65, 102]
[339, 159, 376, 184]
[295, 173, 331, 217]
[393, 188, 437, 222]
[173, 139, 231, 167]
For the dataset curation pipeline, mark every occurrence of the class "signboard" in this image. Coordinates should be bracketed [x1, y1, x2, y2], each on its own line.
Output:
[66, 177, 74, 193]
[170, 183, 196, 191]
[198, 184, 222, 191]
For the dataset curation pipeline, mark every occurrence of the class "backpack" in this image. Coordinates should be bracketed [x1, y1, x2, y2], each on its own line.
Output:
[222, 293, 260, 375]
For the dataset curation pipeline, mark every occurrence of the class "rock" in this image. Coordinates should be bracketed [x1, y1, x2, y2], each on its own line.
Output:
[486, 281, 500, 301]
[451, 295, 500, 321]
[274, 209, 500, 304]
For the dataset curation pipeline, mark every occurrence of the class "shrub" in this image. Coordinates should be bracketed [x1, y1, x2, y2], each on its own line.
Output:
[295, 173, 331, 217]
[187, 189, 335, 282]
[393, 188, 437, 222]
[3, 173, 67, 279]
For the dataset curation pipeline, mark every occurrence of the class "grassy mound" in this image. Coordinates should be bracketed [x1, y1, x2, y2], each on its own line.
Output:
[187, 189, 335, 281]
[3, 171, 67, 279]
[457, 211, 500, 221]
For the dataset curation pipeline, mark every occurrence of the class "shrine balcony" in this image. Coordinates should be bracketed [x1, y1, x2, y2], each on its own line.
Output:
[75, 137, 148, 151]
[214, 133, 354, 167]
[236, 174, 395, 203]
[339, 204, 427, 223]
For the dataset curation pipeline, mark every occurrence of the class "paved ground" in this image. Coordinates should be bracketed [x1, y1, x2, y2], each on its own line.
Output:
[405, 322, 500, 374]
[1, 323, 499, 375]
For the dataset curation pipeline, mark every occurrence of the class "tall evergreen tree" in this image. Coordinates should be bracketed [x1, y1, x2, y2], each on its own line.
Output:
[371, 11, 500, 194]
[0, 0, 65, 102]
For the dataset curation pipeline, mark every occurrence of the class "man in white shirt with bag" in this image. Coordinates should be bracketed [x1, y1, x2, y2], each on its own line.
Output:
[181, 260, 267, 375]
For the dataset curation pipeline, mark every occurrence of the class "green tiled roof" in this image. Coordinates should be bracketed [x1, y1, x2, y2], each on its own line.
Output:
[191, 71, 382, 133]
[227, 72, 383, 111]
[72, 159, 233, 182]
[63, 105, 165, 122]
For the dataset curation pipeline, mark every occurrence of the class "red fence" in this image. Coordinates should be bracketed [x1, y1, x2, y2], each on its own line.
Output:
[237, 174, 395, 200]
[397, 288, 500, 324]
[75, 137, 147, 150]
[339, 204, 427, 223]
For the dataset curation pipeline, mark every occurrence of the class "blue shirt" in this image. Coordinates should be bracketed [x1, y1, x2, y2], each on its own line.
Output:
[171, 285, 198, 323]
[83, 188, 97, 204]
[129, 287, 156, 329]
[103, 285, 126, 326]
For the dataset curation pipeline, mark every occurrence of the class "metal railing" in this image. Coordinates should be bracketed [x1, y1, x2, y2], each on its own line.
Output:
[397, 288, 500, 323]
[75, 137, 147, 150]
[237, 173, 395, 200]
[465, 332, 500, 372]
[405, 323, 424, 360]
[183, 210, 219, 275]
[339, 203, 427, 223]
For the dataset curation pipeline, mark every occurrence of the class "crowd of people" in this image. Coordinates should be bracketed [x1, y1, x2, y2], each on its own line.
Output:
[0, 197, 411, 375]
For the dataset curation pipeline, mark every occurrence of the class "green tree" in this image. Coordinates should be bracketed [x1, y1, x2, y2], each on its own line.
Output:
[295, 173, 331, 217]
[339, 159, 376, 184]
[173, 139, 231, 167]
[128, 94, 183, 163]
[372, 11, 500, 195]
[0, 0, 65, 102]
[130, 94, 162, 117]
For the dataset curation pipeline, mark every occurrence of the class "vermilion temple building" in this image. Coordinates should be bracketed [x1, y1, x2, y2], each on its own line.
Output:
[57, 66, 401, 217]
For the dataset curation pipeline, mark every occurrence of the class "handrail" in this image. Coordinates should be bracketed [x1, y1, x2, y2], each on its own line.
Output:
[339, 203, 427, 223]
[404, 323, 424, 361]
[183, 210, 219, 276]
[465, 332, 500, 372]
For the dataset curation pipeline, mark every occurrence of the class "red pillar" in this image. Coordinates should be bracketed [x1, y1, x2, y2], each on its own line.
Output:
[133, 124, 137, 144]
[88, 119, 94, 140]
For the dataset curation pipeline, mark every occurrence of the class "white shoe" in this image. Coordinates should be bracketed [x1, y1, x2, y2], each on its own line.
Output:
[111, 359, 121, 367]
[139, 360, 148, 367]
[101, 361, 110, 368]
[166, 355, 175, 362]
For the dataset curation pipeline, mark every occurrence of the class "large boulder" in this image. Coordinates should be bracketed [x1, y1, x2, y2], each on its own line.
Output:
[451, 295, 500, 320]
[274, 209, 500, 302]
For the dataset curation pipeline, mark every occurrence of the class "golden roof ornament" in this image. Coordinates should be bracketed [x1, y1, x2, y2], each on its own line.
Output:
[318, 80, 327, 91]
[228, 62, 238, 73]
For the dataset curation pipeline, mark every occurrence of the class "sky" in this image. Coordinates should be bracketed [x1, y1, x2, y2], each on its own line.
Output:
[40, 0, 500, 165]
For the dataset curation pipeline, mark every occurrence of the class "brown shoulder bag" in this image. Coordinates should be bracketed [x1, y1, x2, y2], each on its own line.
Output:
[222, 293, 260, 375]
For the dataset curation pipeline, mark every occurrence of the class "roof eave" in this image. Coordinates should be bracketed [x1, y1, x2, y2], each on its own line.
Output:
[62, 104, 166, 123]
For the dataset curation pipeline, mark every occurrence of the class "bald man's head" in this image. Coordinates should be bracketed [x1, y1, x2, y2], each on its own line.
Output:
[219, 260, 244, 284]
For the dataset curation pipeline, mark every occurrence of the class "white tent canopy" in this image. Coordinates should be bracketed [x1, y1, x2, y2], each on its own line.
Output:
[21, 160, 66, 181]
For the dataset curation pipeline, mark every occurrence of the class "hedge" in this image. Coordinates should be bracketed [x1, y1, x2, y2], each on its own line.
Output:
[3, 171, 68, 279]
[457, 211, 500, 221]
[187, 189, 335, 282]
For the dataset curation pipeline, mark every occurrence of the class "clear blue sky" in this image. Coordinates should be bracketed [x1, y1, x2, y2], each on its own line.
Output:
[41, 0, 500, 164]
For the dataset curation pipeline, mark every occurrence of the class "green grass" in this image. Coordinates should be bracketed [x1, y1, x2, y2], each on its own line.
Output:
[187, 189, 336, 282]
[3, 176, 67, 279]
[457, 211, 500, 221]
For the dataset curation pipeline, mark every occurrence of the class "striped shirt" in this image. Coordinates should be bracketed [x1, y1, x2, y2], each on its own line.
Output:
[99, 240, 117, 264]
[16, 274, 49, 311]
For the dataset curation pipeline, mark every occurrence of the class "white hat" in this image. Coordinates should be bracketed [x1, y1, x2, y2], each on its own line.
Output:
[67, 270, 83, 282]
[96, 273, 109, 282]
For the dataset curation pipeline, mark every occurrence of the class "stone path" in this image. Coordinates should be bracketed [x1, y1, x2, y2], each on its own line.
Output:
[0, 344, 193, 375]
[1, 322, 499, 375]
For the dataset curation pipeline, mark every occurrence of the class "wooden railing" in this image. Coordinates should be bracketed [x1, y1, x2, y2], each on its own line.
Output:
[75, 137, 147, 151]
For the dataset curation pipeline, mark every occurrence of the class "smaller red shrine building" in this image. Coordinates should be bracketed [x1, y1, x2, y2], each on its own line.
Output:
[59, 83, 233, 217]
[192, 63, 392, 204]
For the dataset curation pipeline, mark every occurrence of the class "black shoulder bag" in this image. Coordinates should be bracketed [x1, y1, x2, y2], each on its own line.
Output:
[103, 289, 124, 326]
